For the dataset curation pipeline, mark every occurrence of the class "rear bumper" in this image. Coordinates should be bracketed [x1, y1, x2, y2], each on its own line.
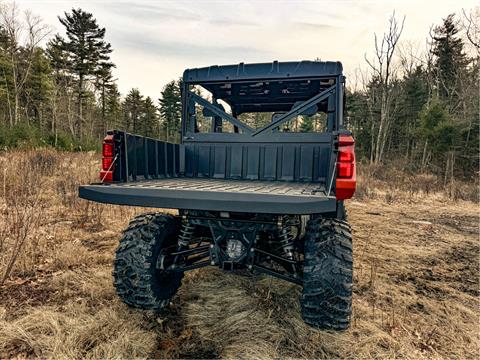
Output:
[79, 184, 337, 215]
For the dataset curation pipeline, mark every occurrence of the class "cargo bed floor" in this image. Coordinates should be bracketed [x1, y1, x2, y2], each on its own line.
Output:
[79, 178, 336, 214]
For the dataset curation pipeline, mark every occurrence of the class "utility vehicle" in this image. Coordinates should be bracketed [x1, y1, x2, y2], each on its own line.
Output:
[79, 60, 356, 330]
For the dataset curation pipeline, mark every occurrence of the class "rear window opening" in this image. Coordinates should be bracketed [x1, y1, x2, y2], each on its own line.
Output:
[188, 78, 336, 134]
[238, 111, 328, 133]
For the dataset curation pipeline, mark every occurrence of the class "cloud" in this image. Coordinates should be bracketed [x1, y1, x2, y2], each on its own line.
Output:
[102, 2, 199, 22]
[101, 2, 257, 27]
[295, 21, 338, 30]
[111, 30, 272, 61]
[210, 18, 256, 27]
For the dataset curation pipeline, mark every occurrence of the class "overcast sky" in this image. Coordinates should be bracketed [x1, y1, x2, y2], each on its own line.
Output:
[16, 0, 478, 99]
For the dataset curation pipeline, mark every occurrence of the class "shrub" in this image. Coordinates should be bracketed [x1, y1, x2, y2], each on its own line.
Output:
[0, 123, 100, 152]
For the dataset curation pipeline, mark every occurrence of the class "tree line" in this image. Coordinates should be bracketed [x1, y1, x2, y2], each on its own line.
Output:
[0, 4, 182, 149]
[347, 10, 479, 180]
[0, 3, 478, 180]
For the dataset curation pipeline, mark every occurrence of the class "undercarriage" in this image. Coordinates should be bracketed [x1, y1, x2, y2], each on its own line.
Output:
[159, 211, 307, 285]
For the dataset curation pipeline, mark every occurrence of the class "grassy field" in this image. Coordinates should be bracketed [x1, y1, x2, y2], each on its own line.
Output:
[0, 149, 478, 359]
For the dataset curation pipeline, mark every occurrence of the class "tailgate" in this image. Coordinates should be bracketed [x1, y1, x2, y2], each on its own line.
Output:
[79, 178, 336, 215]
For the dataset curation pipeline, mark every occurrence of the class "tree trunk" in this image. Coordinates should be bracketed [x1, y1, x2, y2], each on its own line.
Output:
[67, 87, 75, 137]
[102, 82, 106, 134]
[368, 98, 376, 164]
[374, 89, 387, 163]
[51, 93, 57, 147]
[10, 51, 18, 125]
[77, 73, 83, 138]
[2, 68, 14, 127]
[421, 139, 428, 172]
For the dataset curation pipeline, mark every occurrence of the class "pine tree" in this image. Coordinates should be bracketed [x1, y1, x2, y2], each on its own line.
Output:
[141, 96, 158, 137]
[45, 35, 68, 74]
[104, 83, 121, 131]
[159, 80, 181, 142]
[346, 90, 371, 159]
[123, 88, 143, 133]
[46, 35, 77, 137]
[95, 62, 115, 133]
[55, 8, 114, 135]
[432, 14, 469, 104]
[417, 99, 461, 171]
[0, 26, 15, 126]
[394, 66, 429, 158]
[22, 48, 53, 127]
[299, 115, 314, 132]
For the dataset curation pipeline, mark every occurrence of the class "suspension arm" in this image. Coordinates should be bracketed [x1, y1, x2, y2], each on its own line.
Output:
[253, 264, 302, 285]
[253, 248, 298, 265]
[170, 244, 211, 257]
[169, 261, 211, 272]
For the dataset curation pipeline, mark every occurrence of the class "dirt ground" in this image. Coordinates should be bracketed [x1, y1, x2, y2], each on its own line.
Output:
[0, 150, 478, 359]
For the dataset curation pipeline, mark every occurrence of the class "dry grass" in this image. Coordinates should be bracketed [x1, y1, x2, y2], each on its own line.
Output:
[0, 149, 478, 359]
[355, 162, 479, 203]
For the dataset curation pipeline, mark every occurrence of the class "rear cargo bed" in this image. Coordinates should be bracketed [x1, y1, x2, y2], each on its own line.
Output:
[79, 178, 336, 214]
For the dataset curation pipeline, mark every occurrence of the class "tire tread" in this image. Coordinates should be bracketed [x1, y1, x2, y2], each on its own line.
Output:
[113, 213, 183, 310]
[301, 217, 353, 331]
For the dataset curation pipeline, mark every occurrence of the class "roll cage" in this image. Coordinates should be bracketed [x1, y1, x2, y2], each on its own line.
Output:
[181, 60, 345, 140]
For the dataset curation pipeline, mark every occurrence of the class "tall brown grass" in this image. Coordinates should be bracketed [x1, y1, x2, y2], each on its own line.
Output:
[0, 149, 137, 284]
[0, 149, 478, 359]
[355, 161, 479, 203]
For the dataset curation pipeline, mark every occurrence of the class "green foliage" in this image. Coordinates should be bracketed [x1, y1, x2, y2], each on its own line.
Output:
[159, 80, 181, 142]
[46, 131, 99, 151]
[48, 8, 114, 137]
[432, 121, 460, 154]
[23, 48, 54, 124]
[432, 14, 469, 103]
[120, 89, 161, 138]
[141, 97, 159, 137]
[239, 112, 271, 130]
[123, 88, 144, 133]
[345, 90, 371, 159]
[0, 122, 42, 148]
[104, 84, 122, 130]
[45, 35, 69, 72]
[419, 99, 448, 133]
[346, 12, 478, 179]
[0, 122, 98, 151]
[414, 99, 461, 170]
[57, 8, 113, 80]
[299, 116, 314, 132]
[391, 66, 429, 155]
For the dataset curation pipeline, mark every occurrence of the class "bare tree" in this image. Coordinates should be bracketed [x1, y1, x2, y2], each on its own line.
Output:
[0, 2, 20, 127]
[398, 40, 423, 77]
[459, 7, 480, 150]
[461, 7, 480, 53]
[365, 11, 405, 164]
[0, 3, 50, 125]
[357, 67, 378, 163]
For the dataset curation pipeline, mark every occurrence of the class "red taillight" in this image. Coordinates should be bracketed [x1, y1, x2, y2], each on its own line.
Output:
[103, 142, 114, 157]
[102, 157, 113, 171]
[337, 162, 354, 178]
[338, 148, 355, 163]
[100, 134, 115, 182]
[336, 134, 356, 200]
[99, 170, 113, 182]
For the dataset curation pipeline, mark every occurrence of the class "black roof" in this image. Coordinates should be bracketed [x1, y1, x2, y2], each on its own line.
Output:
[183, 60, 343, 83]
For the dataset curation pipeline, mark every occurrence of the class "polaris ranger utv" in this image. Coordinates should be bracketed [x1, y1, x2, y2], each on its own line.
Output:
[79, 60, 356, 330]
